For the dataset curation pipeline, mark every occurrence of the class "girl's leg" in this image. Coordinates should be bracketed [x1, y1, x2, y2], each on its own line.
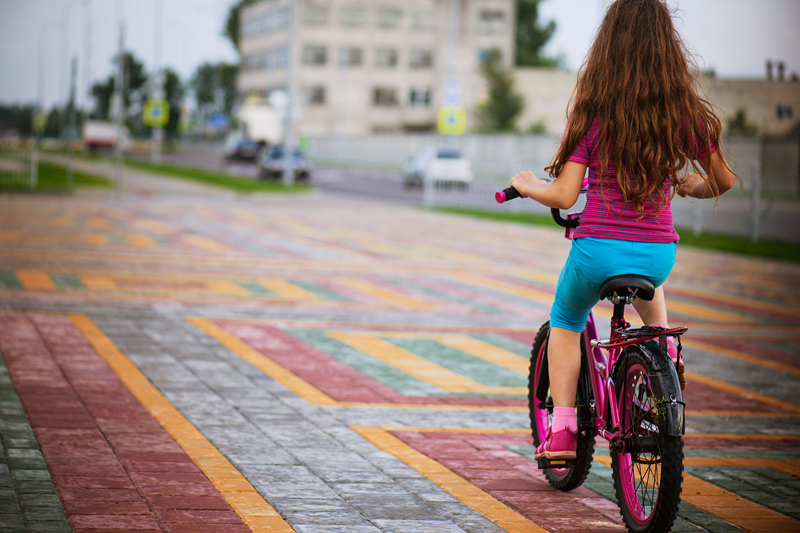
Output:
[548, 326, 582, 408]
[631, 285, 668, 325]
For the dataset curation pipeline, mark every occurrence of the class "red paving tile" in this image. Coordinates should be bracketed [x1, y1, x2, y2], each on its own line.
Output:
[217, 320, 526, 406]
[392, 429, 627, 531]
[0, 314, 249, 533]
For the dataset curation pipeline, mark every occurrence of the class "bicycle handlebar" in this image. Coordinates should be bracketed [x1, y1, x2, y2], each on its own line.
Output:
[494, 186, 580, 229]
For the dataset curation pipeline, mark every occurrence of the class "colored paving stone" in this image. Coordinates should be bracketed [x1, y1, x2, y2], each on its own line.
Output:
[0, 161, 799, 532]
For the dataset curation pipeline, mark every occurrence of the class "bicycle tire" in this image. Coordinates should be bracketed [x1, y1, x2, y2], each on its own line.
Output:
[611, 345, 683, 533]
[528, 321, 594, 491]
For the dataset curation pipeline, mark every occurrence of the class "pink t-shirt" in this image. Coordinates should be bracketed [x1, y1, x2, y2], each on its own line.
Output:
[566, 116, 716, 243]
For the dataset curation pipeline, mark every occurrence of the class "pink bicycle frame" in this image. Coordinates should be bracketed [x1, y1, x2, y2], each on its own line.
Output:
[582, 311, 624, 443]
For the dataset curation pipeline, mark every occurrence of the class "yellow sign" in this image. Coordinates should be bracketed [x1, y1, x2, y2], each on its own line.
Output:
[437, 106, 466, 135]
[33, 113, 48, 134]
[143, 99, 169, 127]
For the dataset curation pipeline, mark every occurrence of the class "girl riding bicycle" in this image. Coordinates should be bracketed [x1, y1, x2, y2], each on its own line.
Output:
[510, 0, 738, 461]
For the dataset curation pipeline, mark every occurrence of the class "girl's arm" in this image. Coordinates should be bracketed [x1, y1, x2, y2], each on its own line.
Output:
[510, 161, 587, 210]
[677, 151, 736, 199]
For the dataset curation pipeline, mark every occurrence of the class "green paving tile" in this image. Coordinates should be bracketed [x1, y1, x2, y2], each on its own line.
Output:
[237, 282, 274, 295]
[471, 333, 532, 357]
[22, 506, 67, 521]
[26, 520, 71, 533]
[48, 274, 85, 289]
[0, 514, 24, 529]
[0, 271, 22, 290]
[684, 449, 800, 459]
[388, 278, 503, 314]
[287, 328, 445, 397]
[291, 280, 350, 301]
[0, 500, 20, 514]
[388, 338, 526, 388]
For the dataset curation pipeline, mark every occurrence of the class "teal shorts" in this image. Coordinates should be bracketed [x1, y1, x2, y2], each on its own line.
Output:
[550, 238, 677, 332]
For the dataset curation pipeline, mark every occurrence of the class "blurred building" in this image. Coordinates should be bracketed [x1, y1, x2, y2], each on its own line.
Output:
[514, 69, 800, 138]
[237, 0, 515, 136]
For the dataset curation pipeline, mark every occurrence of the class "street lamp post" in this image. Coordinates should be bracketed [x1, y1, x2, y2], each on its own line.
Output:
[150, 0, 164, 165]
[282, 0, 298, 186]
[33, 20, 61, 189]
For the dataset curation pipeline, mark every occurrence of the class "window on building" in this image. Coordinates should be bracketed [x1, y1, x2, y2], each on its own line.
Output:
[305, 85, 326, 106]
[302, 3, 329, 25]
[408, 87, 432, 108]
[411, 10, 437, 31]
[339, 46, 363, 67]
[409, 50, 434, 69]
[341, 5, 366, 27]
[375, 48, 398, 68]
[373, 87, 399, 107]
[477, 9, 505, 34]
[376, 7, 402, 29]
[243, 45, 289, 72]
[242, 7, 290, 37]
[302, 45, 327, 66]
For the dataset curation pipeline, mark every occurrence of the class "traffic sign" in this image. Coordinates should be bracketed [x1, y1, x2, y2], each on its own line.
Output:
[33, 113, 48, 134]
[437, 106, 466, 135]
[143, 99, 169, 127]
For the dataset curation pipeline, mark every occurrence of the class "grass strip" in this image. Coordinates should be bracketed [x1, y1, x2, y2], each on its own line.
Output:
[124, 158, 313, 194]
[433, 207, 800, 263]
[0, 160, 113, 191]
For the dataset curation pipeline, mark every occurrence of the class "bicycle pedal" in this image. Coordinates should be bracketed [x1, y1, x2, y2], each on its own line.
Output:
[537, 457, 574, 469]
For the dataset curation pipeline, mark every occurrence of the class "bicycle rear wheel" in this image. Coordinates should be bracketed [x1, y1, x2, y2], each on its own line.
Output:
[611, 346, 683, 533]
[528, 321, 594, 491]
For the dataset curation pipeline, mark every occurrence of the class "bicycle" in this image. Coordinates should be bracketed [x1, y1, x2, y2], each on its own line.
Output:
[496, 185, 687, 533]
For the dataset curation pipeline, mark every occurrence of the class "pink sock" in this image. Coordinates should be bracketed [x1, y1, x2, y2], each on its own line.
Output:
[651, 322, 678, 360]
[552, 407, 577, 433]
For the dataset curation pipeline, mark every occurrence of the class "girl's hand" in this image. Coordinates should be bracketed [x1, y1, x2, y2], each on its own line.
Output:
[510, 171, 543, 198]
[676, 172, 707, 198]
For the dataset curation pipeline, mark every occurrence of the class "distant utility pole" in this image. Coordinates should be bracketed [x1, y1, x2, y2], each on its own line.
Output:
[67, 56, 78, 190]
[114, 20, 125, 185]
[282, 0, 298, 186]
[151, 0, 164, 165]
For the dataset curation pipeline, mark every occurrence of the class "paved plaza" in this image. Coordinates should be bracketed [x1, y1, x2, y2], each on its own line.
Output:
[0, 161, 799, 533]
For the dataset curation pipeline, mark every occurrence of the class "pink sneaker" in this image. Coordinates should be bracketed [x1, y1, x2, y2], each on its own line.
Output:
[534, 427, 577, 460]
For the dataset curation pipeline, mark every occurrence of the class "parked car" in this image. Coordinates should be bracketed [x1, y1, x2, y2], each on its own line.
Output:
[258, 146, 311, 181]
[224, 138, 266, 163]
[402, 147, 474, 189]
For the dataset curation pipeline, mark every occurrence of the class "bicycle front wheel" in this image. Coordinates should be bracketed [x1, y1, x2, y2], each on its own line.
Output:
[611, 347, 683, 533]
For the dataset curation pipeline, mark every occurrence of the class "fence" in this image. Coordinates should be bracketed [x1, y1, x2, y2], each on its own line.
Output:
[307, 134, 800, 243]
[0, 149, 35, 189]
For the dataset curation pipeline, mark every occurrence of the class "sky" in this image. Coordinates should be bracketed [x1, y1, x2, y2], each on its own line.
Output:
[0, 0, 798, 110]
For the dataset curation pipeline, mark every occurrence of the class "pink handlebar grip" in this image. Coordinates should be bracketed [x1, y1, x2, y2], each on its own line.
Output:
[495, 190, 507, 203]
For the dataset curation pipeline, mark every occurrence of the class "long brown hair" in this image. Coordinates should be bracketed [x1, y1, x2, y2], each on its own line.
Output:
[546, 0, 728, 214]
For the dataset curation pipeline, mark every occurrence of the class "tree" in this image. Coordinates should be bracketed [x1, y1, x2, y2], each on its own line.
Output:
[224, 0, 259, 52]
[90, 52, 148, 121]
[726, 108, 758, 137]
[516, 0, 560, 68]
[0, 104, 35, 137]
[162, 68, 185, 137]
[476, 48, 524, 132]
[191, 62, 238, 117]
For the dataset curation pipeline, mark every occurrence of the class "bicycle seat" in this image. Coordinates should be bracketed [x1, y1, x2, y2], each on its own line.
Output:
[599, 275, 655, 302]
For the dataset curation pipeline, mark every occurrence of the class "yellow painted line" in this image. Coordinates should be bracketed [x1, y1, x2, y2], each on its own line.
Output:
[366, 332, 530, 375]
[15, 270, 56, 290]
[334, 277, 432, 309]
[258, 279, 319, 300]
[0, 230, 21, 241]
[137, 219, 173, 234]
[328, 331, 526, 395]
[670, 285, 800, 320]
[684, 338, 800, 377]
[683, 433, 800, 440]
[126, 234, 156, 247]
[338, 402, 527, 411]
[89, 217, 111, 229]
[593, 454, 800, 533]
[683, 457, 800, 478]
[79, 274, 117, 291]
[686, 410, 799, 418]
[685, 371, 800, 415]
[381, 426, 529, 434]
[189, 318, 337, 406]
[69, 314, 295, 533]
[182, 234, 231, 252]
[205, 280, 250, 297]
[666, 299, 755, 324]
[83, 233, 108, 245]
[510, 269, 559, 285]
[352, 426, 548, 533]
[434, 334, 530, 375]
[450, 273, 552, 304]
